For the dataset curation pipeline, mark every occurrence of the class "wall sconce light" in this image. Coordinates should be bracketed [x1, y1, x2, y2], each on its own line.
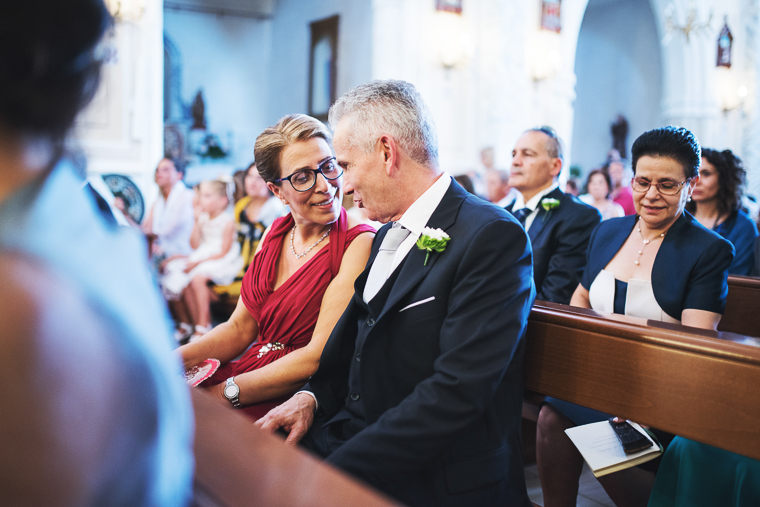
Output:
[106, 0, 145, 23]
[434, 11, 474, 69]
[526, 29, 562, 82]
[716, 67, 745, 112]
[663, 1, 713, 44]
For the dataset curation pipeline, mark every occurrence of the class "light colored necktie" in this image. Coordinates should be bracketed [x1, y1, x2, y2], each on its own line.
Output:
[363, 223, 411, 302]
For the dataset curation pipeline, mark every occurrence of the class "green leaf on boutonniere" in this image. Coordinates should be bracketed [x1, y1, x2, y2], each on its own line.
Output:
[416, 227, 450, 266]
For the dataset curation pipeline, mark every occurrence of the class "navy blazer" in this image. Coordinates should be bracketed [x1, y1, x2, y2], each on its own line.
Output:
[713, 209, 758, 276]
[307, 181, 535, 507]
[509, 187, 601, 304]
[580, 212, 734, 320]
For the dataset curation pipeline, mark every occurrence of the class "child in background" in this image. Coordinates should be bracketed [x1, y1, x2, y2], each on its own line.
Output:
[161, 179, 242, 341]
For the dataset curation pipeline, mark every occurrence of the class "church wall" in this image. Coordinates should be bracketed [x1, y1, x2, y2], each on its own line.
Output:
[74, 0, 165, 201]
[369, 0, 589, 177]
[266, 0, 373, 124]
[164, 9, 272, 170]
[571, 0, 663, 174]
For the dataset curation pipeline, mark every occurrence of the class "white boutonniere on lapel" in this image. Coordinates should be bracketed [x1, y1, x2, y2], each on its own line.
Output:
[416, 227, 450, 266]
[540, 197, 560, 222]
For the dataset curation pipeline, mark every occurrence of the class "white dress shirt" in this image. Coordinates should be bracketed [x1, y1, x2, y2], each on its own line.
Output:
[511, 183, 559, 231]
[149, 181, 195, 257]
[389, 173, 452, 276]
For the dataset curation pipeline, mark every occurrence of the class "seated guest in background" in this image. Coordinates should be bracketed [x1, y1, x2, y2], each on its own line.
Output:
[585, 168, 625, 220]
[608, 158, 636, 215]
[485, 167, 518, 207]
[537, 126, 734, 507]
[564, 178, 580, 197]
[162, 179, 243, 341]
[211, 163, 287, 305]
[453, 173, 477, 195]
[508, 126, 601, 304]
[0, 0, 193, 504]
[179, 114, 374, 421]
[142, 157, 194, 259]
[257, 80, 535, 507]
[686, 148, 758, 276]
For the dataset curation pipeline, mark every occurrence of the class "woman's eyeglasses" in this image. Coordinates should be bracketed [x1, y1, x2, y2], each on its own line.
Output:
[631, 177, 691, 196]
[274, 157, 343, 192]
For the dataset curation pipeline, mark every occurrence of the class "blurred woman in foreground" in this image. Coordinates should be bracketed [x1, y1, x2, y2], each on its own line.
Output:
[0, 1, 192, 504]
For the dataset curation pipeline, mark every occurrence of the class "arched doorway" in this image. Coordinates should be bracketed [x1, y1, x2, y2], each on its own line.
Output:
[570, 0, 663, 175]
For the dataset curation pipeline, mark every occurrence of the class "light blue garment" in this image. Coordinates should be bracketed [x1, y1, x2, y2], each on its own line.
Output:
[0, 161, 193, 506]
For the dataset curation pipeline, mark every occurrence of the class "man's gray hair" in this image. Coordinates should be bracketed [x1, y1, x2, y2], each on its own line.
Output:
[525, 126, 564, 162]
[328, 80, 439, 168]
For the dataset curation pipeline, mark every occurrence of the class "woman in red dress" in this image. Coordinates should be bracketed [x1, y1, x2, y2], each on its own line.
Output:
[179, 114, 375, 420]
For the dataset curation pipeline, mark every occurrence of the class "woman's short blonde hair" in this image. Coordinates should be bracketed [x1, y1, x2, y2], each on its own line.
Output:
[254, 114, 332, 183]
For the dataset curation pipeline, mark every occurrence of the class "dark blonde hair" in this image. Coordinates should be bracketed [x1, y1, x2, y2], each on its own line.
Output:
[254, 114, 332, 183]
[200, 180, 230, 204]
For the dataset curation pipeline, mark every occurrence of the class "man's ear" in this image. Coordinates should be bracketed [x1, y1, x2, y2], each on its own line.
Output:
[378, 134, 399, 176]
[268, 182, 288, 206]
[550, 158, 563, 179]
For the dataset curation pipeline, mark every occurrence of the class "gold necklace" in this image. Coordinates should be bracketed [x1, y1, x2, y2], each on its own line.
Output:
[290, 224, 331, 259]
[635, 217, 665, 266]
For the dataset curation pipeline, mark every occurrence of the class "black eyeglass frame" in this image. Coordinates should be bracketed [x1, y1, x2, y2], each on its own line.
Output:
[630, 176, 693, 196]
[273, 157, 343, 192]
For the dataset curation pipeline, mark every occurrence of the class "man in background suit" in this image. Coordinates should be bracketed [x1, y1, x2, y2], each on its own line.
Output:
[508, 127, 601, 304]
[257, 80, 535, 506]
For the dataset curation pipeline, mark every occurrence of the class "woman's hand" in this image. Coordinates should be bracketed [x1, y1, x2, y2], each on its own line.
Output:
[160, 254, 185, 272]
[183, 260, 200, 273]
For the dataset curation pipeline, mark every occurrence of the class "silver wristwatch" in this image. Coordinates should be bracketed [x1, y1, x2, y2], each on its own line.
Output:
[223, 377, 241, 408]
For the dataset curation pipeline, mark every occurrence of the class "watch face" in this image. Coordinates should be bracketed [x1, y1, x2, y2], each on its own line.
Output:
[224, 385, 238, 398]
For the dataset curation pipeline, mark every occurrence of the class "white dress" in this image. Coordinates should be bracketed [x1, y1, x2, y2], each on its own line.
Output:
[161, 211, 243, 299]
[588, 269, 680, 323]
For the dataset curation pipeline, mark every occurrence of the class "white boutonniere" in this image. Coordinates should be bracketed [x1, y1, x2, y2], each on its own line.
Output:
[540, 197, 560, 222]
[416, 227, 450, 266]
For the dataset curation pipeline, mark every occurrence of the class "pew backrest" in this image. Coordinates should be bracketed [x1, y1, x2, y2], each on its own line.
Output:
[719, 275, 760, 336]
[524, 302, 760, 461]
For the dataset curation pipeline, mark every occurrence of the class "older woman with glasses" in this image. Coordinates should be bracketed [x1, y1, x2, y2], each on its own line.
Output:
[536, 127, 734, 507]
[179, 114, 374, 420]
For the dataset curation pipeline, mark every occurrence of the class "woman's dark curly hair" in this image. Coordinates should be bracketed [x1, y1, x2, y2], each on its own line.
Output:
[685, 148, 746, 217]
[0, 1, 111, 143]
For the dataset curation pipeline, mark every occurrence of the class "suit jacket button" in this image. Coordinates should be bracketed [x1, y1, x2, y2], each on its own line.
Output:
[355, 353, 361, 362]
[367, 318, 375, 327]
[350, 392, 360, 401]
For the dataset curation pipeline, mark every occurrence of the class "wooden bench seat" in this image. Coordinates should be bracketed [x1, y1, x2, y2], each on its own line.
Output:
[191, 389, 400, 507]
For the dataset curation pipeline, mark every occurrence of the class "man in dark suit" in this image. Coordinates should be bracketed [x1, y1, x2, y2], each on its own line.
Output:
[257, 80, 535, 506]
[507, 127, 601, 304]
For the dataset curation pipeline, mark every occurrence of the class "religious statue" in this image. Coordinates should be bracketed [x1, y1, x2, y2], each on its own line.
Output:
[611, 115, 629, 160]
[191, 90, 206, 130]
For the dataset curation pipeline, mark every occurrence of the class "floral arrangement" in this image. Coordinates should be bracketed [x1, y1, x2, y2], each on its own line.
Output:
[197, 133, 228, 160]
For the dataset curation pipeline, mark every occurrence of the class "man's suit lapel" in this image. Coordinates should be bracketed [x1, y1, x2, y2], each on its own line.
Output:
[377, 182, 466, 321]
[527, 187, 563, 244]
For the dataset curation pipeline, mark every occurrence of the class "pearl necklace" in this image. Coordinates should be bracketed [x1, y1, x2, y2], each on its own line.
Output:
[635, 218, 665, 266]
[290, 224, 331, 259]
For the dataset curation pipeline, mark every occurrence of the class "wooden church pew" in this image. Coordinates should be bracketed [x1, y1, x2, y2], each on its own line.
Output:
[523, 301, 760, 461]
[719, 275, 760, 337]
[190, 389, 400, 507]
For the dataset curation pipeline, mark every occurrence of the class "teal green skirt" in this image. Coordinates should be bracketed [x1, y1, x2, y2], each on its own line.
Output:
[648, 437, 760, 506]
